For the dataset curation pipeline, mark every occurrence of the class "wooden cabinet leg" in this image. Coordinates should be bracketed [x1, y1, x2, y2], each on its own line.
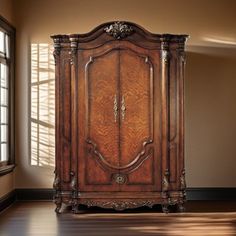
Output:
[177, 203, 185, 212]
[72, 204, 79, 214]
[55, 201, 62, 214]
[162, 204, 169, 213]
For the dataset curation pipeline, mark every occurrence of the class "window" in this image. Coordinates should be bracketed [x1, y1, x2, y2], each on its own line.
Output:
[30, 44, 55, 167]
[0, 15, 15, 175]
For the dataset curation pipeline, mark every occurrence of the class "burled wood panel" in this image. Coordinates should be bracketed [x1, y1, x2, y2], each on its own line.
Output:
[118, 48, 155, 191]
[119, 49, 153, 166]
[85, 49, 120, 186]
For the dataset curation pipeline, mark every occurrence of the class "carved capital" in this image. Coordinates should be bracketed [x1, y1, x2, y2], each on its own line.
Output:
[104, 22, 134, 39]
[177, 42, 186, 64]
[69, 37, 78, 65]
[161, 41, 171, 64]
[52, 38, 61, 66]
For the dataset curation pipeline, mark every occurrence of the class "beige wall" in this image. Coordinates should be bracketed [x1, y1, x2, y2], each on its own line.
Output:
[0, 172, 14, 198]
[0, 0, 14, 24]
[0, 0, 15, 198]
[13, 0, 236, 188]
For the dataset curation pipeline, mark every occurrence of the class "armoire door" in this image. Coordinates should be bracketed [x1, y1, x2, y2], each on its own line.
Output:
[78, 43, 162, 192]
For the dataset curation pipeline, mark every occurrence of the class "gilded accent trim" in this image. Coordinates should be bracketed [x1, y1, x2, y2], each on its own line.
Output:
[104, 22, 134, 39]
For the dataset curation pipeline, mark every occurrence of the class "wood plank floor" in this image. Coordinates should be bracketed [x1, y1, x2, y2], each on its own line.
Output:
[0, 201, 236, 236]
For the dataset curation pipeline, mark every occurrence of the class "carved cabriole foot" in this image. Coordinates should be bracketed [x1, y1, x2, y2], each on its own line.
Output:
[177, 203, 185, 213]
[54, 199, 62, 214]
[71, 203, 79, 214]
[162, 204, 170, 214]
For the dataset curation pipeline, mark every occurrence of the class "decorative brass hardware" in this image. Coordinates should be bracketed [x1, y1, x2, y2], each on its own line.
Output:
[113, 95, 118, 122]
[113, 173, 126, 184]
[121, 95, 126, 121]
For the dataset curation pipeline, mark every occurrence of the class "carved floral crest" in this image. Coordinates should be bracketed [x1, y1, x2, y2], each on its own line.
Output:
[104, 22, 134, 39]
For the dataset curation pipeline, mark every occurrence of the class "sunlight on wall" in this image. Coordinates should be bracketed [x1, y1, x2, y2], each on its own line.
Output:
[30, 43, 55, 167]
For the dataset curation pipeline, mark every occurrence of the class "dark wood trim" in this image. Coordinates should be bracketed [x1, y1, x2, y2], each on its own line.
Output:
[0, 15, 15, 32]
[0, 190, 16, 212]
[16, 189, 54, 201]
[187, 188, 236, 200]
[0, 164, 15, 176]
[12, 188, 236, 201]
[0, 188, 236, 212]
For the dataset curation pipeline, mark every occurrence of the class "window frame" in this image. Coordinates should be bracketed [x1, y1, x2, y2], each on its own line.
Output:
[0, 15, 15, 176]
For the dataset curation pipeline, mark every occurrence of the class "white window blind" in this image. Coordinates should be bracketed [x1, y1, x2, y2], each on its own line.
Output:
[0, 30, 10, 163]
[30, 44, 55, 167]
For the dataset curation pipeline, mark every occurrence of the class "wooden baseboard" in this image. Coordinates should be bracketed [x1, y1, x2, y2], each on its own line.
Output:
[16, 189, 54, 201]
[1, 188, 236, 212]
[187, 188, 236, 200]
[0, 190, 17, 212]
[15, 188, 236, 201]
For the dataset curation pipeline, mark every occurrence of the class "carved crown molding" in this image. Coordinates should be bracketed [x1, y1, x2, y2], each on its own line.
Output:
[104, 22, 134, 39]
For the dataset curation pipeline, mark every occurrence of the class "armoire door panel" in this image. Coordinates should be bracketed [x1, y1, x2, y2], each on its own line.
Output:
[86, 50, 120, 168]
[119, 49, 153, 166]
[118, 48, 159, 191]
[127, 152, 154, 185]
[85, 152, 114, 185]
[80, 48, 120, 191]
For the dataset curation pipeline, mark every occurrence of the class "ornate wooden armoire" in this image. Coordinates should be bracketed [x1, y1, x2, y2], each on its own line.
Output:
[51, 22, 188, 213]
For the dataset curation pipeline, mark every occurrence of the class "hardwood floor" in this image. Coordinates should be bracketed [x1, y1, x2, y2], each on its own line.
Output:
[0, 201, 236, 236]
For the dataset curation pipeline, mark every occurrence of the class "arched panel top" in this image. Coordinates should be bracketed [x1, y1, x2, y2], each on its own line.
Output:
[51, 21, 189, 50]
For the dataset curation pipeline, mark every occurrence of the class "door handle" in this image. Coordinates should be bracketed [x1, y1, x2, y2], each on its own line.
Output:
[113, 95, 118, 122]
[121, 95, 126, 121]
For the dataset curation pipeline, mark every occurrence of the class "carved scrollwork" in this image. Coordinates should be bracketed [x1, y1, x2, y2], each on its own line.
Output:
[180, 169, 186, 190]
[53, 49, 60, 66]
[53, 170, 60, 190]
[162, 169, 170, 192]
[70, 171, 77, 191]
[104, 22, 134, 39]
[83, 200, 155, 211]
[87, 139, 152, 171]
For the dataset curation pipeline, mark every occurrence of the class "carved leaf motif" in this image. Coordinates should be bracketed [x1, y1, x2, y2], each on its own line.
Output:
[104, 22, 134, 39]
[84, 200, 155, 211]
